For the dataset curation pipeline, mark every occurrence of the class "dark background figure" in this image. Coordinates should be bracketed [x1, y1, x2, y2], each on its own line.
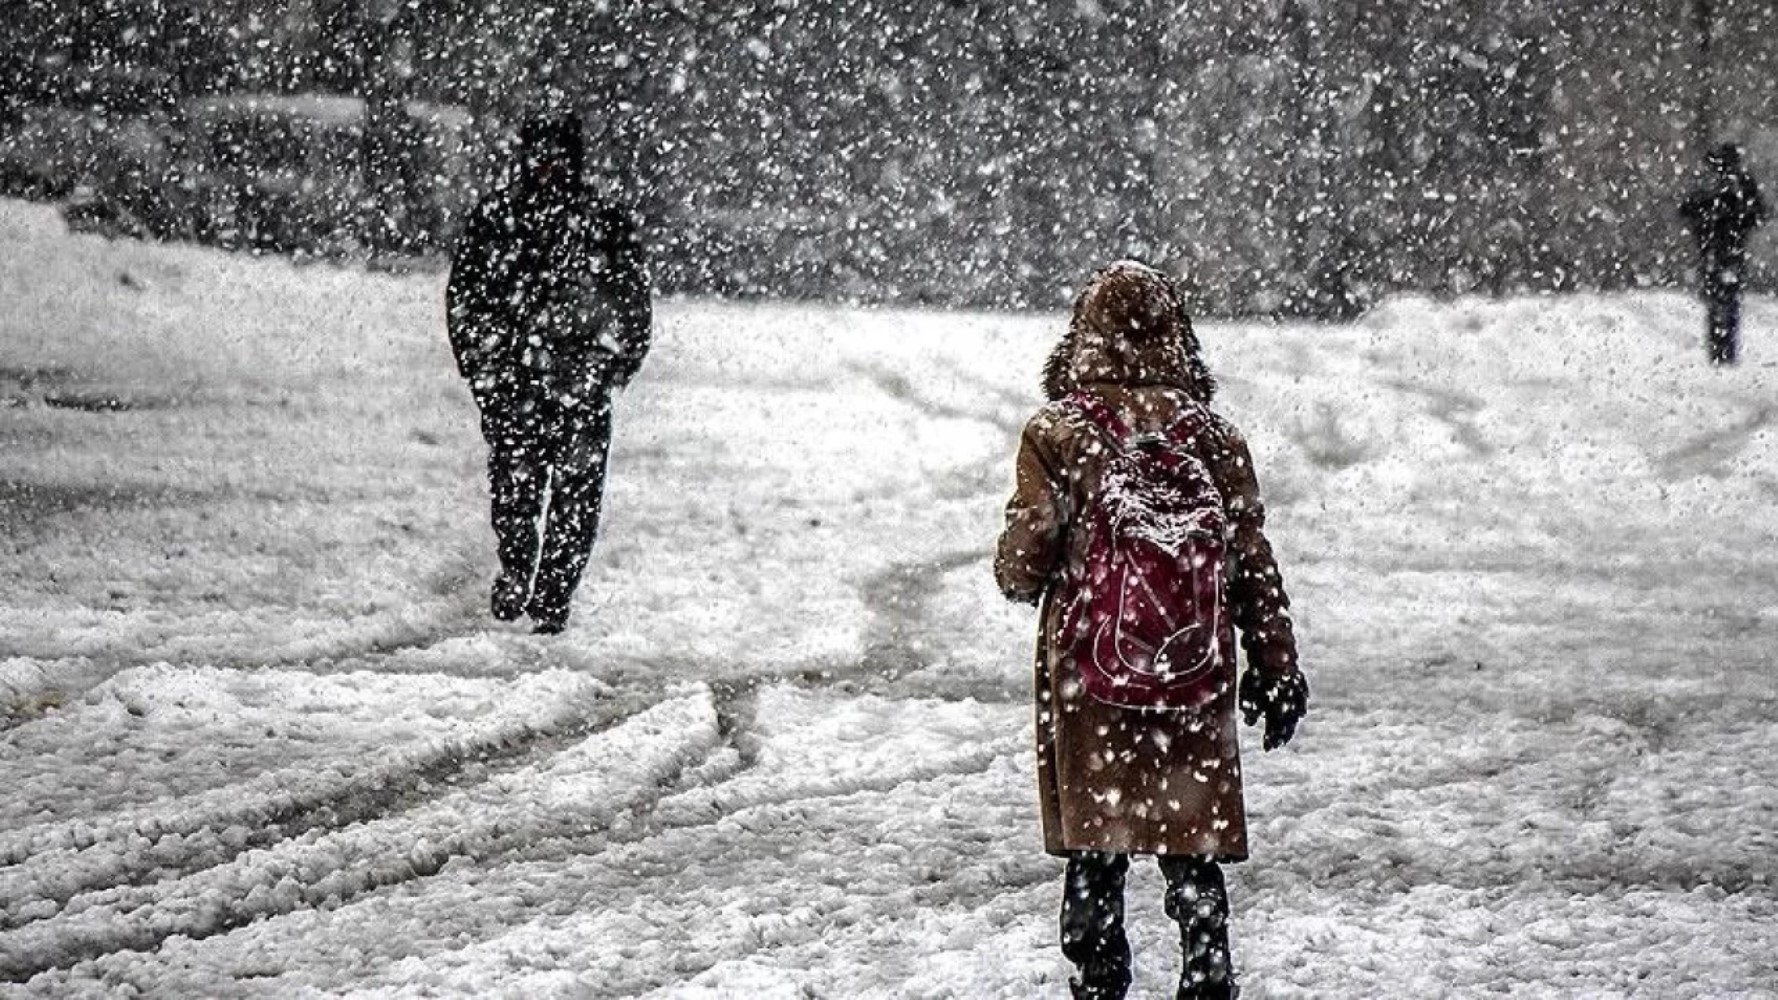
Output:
[446, 111, 652, 634]
[1680, 143, 1767, 365]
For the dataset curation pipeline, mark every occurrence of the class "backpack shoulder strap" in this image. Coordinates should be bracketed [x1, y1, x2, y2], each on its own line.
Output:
[1161, 402, 1216, 449]
[1064, 391, 1133, 448]
[1068, 392, 1218, 454]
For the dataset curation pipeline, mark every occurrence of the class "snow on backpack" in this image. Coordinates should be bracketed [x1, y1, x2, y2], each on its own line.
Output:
[1058, 393, 1235, 711]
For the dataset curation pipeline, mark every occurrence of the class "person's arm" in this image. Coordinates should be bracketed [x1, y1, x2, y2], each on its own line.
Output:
[1205, 417, 1298, 679]
[548, 206, 652, 395]
[445, 209, 506, 387]
[1204, 413, 1306, 748]
[995, 412, 1069, 605]
[602, 205, 653, 388]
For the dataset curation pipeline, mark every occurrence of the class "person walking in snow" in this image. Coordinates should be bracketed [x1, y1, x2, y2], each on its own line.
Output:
[447, 111, 651, 634]
[995, 262, 1307, 1000]
[1681, 142, 1767, 365]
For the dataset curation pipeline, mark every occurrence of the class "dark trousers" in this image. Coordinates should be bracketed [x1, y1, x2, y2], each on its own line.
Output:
[1704, 278, 1743, 365]
[478, 386, 613, 621]
[1061, 851, 1234, 999]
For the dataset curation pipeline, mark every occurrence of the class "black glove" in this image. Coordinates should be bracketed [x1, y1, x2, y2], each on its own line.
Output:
[1239, 669, 1308, 751]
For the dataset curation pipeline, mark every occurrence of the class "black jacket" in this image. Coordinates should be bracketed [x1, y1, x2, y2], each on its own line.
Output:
[1681, 169, 1768, 274]
[447, 183, 651, 405]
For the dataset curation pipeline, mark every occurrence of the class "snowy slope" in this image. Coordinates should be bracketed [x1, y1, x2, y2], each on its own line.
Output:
[2, 200, 1776, 997]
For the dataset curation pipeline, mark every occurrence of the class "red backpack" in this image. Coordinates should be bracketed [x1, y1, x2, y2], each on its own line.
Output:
[1058, 393, 1235, 711]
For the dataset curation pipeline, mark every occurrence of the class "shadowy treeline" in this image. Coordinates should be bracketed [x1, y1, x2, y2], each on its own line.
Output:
[4, 0, 1776, 315]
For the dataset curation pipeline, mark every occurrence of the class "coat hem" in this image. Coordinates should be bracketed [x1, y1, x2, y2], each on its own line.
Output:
[1042, 842, 1249, 864]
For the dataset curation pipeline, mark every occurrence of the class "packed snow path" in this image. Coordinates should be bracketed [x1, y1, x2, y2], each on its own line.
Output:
[2, 201, 1776, 997]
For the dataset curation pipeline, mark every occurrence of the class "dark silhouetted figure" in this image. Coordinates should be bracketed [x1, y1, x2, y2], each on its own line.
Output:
[447, 112, 651, 633]
[1681, 143, 1767, 364]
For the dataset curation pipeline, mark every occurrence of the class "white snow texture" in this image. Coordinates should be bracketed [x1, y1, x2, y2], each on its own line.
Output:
[2, 201, 1777, 996]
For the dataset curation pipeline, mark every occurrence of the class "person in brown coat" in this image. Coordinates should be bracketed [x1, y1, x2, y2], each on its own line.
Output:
[995, 261, 1307, 1000]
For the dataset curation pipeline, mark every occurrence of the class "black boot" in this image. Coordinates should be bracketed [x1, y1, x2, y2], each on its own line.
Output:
[1070, 975, 1129, 1000]
[491, 572, 529, 621]
[527, 600, 570, 634]
[1060, 852, 1132, 1000]
[1160, 856, 1237, 1000]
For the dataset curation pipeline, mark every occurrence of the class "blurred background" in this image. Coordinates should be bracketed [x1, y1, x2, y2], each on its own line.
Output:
[3, 0, 1776, 315]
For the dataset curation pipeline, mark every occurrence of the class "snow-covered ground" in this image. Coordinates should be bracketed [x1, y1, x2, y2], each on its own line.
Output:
[2, 199, 1776, 997]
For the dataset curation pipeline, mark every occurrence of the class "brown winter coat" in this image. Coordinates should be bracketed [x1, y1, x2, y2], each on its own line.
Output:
[995, 264, 1300, 860]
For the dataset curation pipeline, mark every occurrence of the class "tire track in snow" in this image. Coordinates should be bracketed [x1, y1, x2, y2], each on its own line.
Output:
[0, 671, 629, 934]
[37, 748, 1037, 998]
[476, 761, 1045, 999]
[33, 689, 1034, 997]
[383, 688, 1037, 998]
[6, 350, 1037, 987]
[1656, 404, 1772, 479]
[847, 363, 1026, 438]
[861, 550, 993, 680]
[645, 552, 1020, 707]
[0, 689, 720, 983]
[1382, 377, 1495, 457]
[0, 539, 496, 709]
[488, 724, 1023, 876]
[845, 360, 1028, 704]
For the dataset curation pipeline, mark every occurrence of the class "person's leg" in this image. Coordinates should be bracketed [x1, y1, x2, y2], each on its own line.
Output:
[1706, 278, 1739, 365]
[1158, 856, 1236, 999]
[1060, 851, 1133, 1000]
[1723, 285, 1743, 365]
[527, 396, 614, 632]
[480, 392, 547, 619]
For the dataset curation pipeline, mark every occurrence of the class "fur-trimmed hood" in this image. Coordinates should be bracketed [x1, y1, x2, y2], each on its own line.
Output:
[1041, 260, 1216, 403]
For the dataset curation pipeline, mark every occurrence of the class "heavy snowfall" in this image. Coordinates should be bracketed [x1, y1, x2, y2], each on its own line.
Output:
[2, 198, 1776, 996]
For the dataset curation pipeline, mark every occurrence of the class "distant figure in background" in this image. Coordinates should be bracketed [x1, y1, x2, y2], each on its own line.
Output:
[1681, 143, 1767, 365]
[446, 112, 651, 634]
[996, 262, 1307, 1000]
